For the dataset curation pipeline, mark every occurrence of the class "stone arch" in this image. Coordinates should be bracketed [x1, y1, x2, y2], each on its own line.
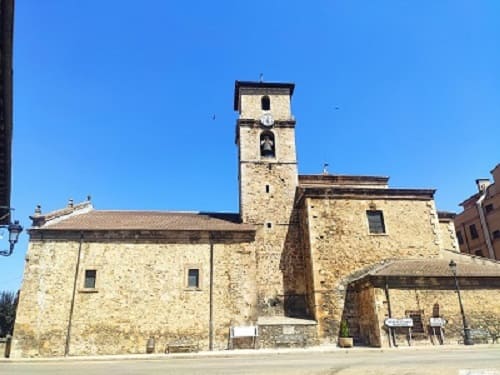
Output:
[260, 131, 275, 158]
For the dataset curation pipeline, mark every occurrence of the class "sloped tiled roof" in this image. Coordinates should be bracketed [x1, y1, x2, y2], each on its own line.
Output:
[37, 210, 255, 232]
[372, 259, 500, 278]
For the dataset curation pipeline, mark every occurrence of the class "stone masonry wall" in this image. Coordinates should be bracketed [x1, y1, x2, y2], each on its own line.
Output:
[239, 161, 298, 225]
[237, 86, 305, 317]
[12, 237, 256, 357]
[297, 203, 318, 320]
[238, 126, 297, 168]
[250, 221, 307, 317]
[303, 196, 442, 343]
[12, 241, 80, 357]
[439, 220, 459, 252]
[258, 323, 318, 348]
[239, 94, 291, 120]
[238, 125, 303, 316]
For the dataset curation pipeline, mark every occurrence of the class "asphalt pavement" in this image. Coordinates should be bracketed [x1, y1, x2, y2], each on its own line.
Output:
[1, 344, 500, 375]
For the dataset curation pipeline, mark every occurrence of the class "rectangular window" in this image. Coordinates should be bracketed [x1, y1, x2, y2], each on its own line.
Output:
[187, 269, 199, 288]
[84, 270, 96, 289]
[493, 230, 500, 239]
[367, 210, 386, 234]
[456, 230, 464, 245]
[406, 310, 424, 333]
[485, 204, 494, 214]
[469, 224, 479, 239]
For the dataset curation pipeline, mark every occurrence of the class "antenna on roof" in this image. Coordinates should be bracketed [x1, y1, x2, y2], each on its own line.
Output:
[323, 163, 329, 175]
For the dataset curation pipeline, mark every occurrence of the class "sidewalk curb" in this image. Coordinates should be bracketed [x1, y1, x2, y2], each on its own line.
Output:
[2, 343, 498, 363]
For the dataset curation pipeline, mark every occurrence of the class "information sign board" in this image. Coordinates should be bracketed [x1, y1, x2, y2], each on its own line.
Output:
[429, 318, 446, 327]
[384, 318, 413, 327]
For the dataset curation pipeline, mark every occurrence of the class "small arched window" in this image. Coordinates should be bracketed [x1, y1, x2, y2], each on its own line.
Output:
[260, 131, 275, 158]
[261, 95, 270, 111]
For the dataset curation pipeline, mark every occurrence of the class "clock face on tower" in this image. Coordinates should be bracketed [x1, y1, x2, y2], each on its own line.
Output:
[260, 113, 274, 127]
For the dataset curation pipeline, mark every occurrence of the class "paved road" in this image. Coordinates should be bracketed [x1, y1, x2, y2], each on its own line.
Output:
[2, 347, 500, 375]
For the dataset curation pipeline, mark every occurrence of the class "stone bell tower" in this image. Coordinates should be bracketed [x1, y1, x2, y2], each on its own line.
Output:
[234, 81, 304, 316]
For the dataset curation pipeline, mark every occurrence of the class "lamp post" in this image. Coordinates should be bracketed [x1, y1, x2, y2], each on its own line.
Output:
[449, 260, 473, 345]
[0, 220, 23, 256]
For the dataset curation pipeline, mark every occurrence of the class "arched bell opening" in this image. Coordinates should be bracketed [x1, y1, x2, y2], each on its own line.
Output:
[260, 131, 275, 158]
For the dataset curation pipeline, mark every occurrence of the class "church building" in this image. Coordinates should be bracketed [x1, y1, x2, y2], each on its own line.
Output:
[11, 81, 500, 357]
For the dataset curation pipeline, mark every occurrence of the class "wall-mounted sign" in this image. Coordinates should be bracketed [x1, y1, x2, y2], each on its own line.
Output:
[429, 318, 446, 327]
[384, 318, 413, 327]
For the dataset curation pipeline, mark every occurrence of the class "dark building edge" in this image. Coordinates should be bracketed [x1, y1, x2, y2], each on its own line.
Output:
[0, 0, 14, 224]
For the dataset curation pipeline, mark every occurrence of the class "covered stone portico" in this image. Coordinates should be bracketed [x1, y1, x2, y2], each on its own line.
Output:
[344, 254, 500, 347]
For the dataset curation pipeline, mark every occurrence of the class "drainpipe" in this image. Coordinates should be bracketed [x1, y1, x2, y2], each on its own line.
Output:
[65, 232, 84, 356]
[476, 193, 495, 259]
[209, 233, 214, 351]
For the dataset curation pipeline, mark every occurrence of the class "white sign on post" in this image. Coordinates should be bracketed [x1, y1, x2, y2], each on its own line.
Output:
[231, 326, 258, 338]
[384, 318, 414, 328]
[429, 318, 446, 327]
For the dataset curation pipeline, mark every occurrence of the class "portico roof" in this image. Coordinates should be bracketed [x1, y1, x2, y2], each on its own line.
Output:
[371, 259, 500, 278]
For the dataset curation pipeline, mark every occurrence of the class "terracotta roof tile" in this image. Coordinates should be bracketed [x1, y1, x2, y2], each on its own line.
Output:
[372, 259, 500, 278]
[37, 210, 255, 232]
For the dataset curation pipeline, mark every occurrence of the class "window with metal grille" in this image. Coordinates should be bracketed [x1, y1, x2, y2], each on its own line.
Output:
[84, 270, 96, 289]
[367, 210, 386, 234]
[188, 269, 199, 288]
[406, 310, 424, 333]
[469, 224, 479, 239]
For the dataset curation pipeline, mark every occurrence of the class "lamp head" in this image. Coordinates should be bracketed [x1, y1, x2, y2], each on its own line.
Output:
[449, 259, 457, 274]
[8, 220, 23, 245]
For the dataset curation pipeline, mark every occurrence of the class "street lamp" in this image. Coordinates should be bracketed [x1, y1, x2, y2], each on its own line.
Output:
[449, 260, 473, 345]
[0, 220, 23, 256]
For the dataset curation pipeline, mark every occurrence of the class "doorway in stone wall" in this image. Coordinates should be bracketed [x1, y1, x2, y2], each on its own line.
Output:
[340, 286, 361, 345]
[284, 294, 310, 318]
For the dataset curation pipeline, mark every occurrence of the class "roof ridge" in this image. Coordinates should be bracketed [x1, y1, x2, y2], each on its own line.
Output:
[442, 248, 500, 266]
[89, 210, 239, 215]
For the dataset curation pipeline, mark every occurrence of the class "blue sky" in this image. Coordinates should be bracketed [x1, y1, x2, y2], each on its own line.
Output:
[2, 1, 499, 291]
